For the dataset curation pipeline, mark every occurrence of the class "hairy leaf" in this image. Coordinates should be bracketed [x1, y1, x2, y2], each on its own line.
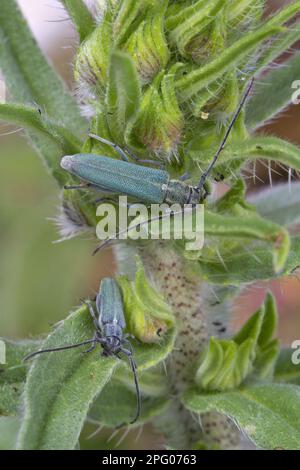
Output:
[0, 0, 86, 134]
[195, 294, 279, 391]
[88, 381, 170, 428]
[118, 257, 174, 342]
[274, 348, 300, 385]
[17, 301, 175, 449]
[0, 338, 40, 416]
[17, 306, 118, 450]
[183, 383, 300, 449]
[176, 25, 282, 101]
[60, 0, 95, 42]
[106, 51, 141, 144]
[0, 417, 19, 450]
[204, 211, 290, 273]
[193, 236, 300, 285]
[189, 136, 300, 176]
[0, 103, 81, 184]
[246, 53, 300, 128]
[249, 181, 300, 227]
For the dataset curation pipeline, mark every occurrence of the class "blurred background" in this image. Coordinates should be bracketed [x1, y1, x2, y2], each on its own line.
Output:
[0, 0, 299, 450]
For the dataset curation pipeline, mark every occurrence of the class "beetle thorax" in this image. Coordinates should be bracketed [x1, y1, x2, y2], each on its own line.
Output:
[101, 323, 123, 353]
[166, 180, 200, 205]
[102, 335, 121, 354]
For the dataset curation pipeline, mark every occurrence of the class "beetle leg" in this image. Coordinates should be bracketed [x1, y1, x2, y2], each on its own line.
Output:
[119, 348, 141, 424]
[64, 182, 91, 190]
[125, 147, 165, 168]
[88, 133, 129, 162]
[82, 299, 99, 331]
[81, 339, 97, 354]
[179, 172, 191, 181]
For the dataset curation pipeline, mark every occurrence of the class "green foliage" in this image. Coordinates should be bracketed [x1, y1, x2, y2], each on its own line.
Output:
[0, 417, 19, 450]
[126, 65, 184, 157]
[194, 236, 300, 285]
[183, 383, 300, 450]
[1, 0, 300, 451]
[16, 302, 175, 449]
[118, 258, 174, 342]
[106, 51, 141, 144]
[274, 348, 300, 385]
[60, 0, 95, 43]
[0, 339, 40, 416]
[176, 24, 282, 101]
[250, 181, 300, 227]
[124, 1, 170, 84]
[0, 104, 81, 184]
[89, 381, 170, 428]
[166, 0, 227, 58]
[0, 0, 86, 134]
[246, 52, 300, 129]
[195, 294, 279, 391]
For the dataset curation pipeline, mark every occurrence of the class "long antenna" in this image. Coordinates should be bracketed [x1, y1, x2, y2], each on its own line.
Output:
[128, 354, 141, 424]
[196, 78, 254, 191]
[23, 339, 96, 361]
[92, 206, 192, 255]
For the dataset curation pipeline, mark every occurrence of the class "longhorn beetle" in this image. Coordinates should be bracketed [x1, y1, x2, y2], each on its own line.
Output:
[60, 80, 254, 206]
[24, 278, 141, 425]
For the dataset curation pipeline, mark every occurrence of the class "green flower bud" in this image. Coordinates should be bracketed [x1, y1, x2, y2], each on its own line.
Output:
[117, 258, 174, 343]
[126, 66, 184, 159]
[124, 2, 170, 84]
[194, 294, 279, 391]
[74, 6, 113, 104]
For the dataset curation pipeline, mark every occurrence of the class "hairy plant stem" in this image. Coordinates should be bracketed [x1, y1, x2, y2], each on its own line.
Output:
[115, 243, 241, 449]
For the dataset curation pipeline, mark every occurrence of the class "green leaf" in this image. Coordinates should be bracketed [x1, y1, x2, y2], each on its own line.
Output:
[257, 293, 278, 348]
[106, 51, 141, 144]
[0, 103, 81, 184]
[74, 7, 113, 101]
[124, 1, 170, 85]
[88, 381, 170, 428]
[17, 301, 175, 450]
[118, 257, 174, 343]
[0, 338, 40, 416]
[0, 417, 19, 450]
[0, 0, 86, 135]
[195, 294, 279, 391]
[274, 348, 300, 385]
[249, 181, 300, 227]
[129, 327, 177, 371]
[17, 305, 118, 450]
[113, 0, 141, 46]
[204, 210, 290, 273]
[183, 383, 300, 449]
[256, 26, 300, 74]
[60, 0, 95, 42]
[194, 235, 300, 284]
[126, 65, 184, 157]
[166, 0, 226, 57]
[176, 24, 282, 101]
[115, 367, 168, 397]
[190, 136, 300, 178]
[0, 383, 24, 417]
[246, 52, 300, 129]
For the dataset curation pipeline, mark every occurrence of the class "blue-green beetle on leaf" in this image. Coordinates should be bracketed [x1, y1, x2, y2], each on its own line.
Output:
[61, 80, 254, 207]
[24, 278, 141, 425]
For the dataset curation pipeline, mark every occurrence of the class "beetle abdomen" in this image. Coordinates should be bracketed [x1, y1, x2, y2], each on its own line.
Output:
[98, 278, 126, 329]
[61, 154, 169, 204]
